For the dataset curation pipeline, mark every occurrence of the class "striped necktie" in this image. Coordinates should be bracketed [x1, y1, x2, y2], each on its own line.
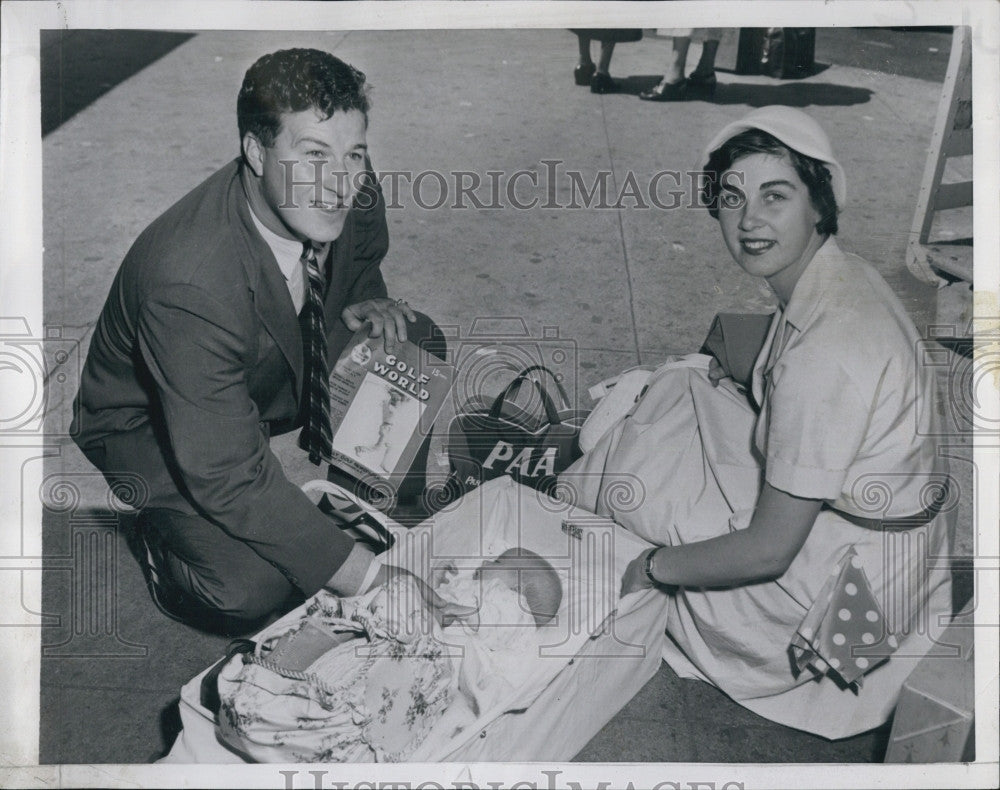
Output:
[297, 242, 332, 465]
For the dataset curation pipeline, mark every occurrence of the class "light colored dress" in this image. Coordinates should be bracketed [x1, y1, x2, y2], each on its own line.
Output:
[561, 238, 955, 738]
[657, 28, 724, 41]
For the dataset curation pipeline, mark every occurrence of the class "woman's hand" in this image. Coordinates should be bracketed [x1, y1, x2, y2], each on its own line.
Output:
[620, 547, 660, 597]
[623, 485, 824, 590]
[708, 356, 728, 388]
[342, 297, 417, 353]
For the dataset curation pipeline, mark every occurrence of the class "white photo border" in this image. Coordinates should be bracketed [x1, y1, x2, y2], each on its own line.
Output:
[1, 1, 997, 788]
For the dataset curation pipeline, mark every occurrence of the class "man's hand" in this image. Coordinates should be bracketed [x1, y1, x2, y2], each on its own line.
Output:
[370, 563, 479, 628]
[342, 297, 417, 353]
[429, 561, 458, 588]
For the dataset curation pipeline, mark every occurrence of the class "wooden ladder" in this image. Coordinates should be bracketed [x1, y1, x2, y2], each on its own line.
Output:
[906, 27, 973, 286]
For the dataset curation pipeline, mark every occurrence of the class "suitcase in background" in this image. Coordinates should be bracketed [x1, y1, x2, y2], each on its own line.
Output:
[736, 28, 816, 78]
[735, 28, 767, 75]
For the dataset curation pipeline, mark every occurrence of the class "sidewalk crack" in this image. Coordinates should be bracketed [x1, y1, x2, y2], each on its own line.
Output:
[600, 99, 642, 367]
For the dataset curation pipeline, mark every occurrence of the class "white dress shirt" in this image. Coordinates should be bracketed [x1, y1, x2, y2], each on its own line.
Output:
[248, 206, 312, 313]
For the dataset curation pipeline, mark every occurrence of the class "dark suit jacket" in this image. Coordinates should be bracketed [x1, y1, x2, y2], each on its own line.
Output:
[71, 158, 389, 595]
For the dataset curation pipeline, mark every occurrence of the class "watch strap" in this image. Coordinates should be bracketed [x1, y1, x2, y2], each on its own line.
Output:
[643, 547, 660, 585]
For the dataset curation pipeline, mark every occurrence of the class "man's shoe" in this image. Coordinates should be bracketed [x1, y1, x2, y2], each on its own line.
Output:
[135, 520, 206, 624]
[315, 486, 395, 552]
[590, 72, 617, 94]
[574, 62, 596, 86]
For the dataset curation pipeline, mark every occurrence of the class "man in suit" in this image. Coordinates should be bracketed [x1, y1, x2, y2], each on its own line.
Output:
[72, 49, 437, 627]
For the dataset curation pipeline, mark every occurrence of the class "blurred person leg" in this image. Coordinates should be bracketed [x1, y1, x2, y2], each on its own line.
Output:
[590, 40, 618, 93]
[574, 32, 596, 85]
[640, 29, 721, 102]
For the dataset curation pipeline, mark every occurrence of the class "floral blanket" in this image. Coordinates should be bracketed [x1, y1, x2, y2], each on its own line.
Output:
[217, 578, 454, 763]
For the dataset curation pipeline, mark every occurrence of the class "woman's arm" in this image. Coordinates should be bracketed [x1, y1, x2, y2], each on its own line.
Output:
[621, 482, 823, 595]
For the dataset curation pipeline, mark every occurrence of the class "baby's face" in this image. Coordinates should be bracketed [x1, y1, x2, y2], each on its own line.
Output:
[471, 552, 562, 628]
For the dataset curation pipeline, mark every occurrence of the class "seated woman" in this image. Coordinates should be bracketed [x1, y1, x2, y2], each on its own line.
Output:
[215, 548, 562, 762]
[561, 106, 954, 739]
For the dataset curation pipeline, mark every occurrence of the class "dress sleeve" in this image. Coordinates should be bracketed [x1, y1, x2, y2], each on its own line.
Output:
[762, 352, 872, 501]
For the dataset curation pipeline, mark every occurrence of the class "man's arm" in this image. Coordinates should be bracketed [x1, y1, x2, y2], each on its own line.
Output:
[328, 160, 402, 355]
[349, 160, 391, 295]
[136, 282, 363, 596]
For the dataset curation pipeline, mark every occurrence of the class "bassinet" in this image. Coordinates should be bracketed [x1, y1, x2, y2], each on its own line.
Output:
[160, 477, 668, 763]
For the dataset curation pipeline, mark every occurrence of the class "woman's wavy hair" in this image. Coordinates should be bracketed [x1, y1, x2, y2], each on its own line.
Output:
[701, 129, 839, 236]
[237, 48, 370, 149]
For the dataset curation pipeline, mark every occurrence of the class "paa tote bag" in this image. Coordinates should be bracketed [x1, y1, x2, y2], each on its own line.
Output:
[446, 365, 587, 498]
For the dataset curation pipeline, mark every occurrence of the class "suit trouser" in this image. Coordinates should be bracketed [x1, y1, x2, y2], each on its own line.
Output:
[140, 313, 447, 623]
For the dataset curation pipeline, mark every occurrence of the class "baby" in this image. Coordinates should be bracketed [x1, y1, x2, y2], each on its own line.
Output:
[217, 548, 563, 763]
[421, 548, 564, 744]
[433, 547, 563, 628]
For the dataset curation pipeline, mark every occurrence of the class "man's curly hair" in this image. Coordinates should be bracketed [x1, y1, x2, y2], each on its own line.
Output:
[237, 48, 370, 149]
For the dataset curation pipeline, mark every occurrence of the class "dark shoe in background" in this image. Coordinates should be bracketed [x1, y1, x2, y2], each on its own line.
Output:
[574, 62, 596, 86]
[686, 72, 719, 97]
[639, 79, 687, 102]
[590, 72, 617, 94]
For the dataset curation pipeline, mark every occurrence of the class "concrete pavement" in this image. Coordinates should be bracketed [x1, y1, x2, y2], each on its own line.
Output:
[39, 27, 971, 763]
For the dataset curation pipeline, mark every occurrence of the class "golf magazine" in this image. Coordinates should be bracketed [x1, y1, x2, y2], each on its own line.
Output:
[326, 329, 454, 488]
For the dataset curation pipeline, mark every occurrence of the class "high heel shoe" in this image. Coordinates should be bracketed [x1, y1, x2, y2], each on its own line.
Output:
[639, 73, 717, 102]
[574, 62, 596, 86]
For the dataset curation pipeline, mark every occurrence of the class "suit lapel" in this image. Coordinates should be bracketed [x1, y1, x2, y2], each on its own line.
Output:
[322, 214, 352, 325]
[255, 251, 305, 401]
[231, 173, 305, 403]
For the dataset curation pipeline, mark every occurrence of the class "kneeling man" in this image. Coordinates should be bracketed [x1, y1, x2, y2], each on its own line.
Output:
[72, 48, 426, 626]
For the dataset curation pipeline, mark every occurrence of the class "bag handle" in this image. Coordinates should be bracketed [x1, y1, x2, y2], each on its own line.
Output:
[498, 364, 572, 409]
[488, 365, 566, 425]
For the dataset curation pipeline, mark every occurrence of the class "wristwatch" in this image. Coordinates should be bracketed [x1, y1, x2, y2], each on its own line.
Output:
[642, 547, 660, 585]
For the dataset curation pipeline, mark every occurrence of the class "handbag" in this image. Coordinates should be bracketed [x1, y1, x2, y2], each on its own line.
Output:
[445, 365, 587, 499]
